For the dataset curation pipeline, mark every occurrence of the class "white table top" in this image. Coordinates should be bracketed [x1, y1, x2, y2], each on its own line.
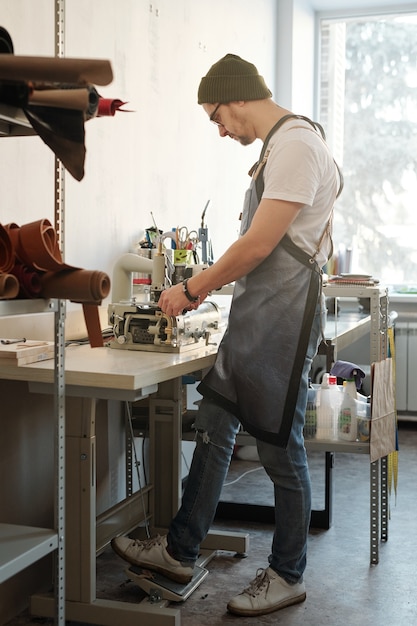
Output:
[0, 337, 221, 400]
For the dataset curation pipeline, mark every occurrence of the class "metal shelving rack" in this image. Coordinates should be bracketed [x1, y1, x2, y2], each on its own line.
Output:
[0, 2, 66, 624]
[320, 283, 390, 565]
[322, 283, 389, 366]
[0, 103, 35, 136]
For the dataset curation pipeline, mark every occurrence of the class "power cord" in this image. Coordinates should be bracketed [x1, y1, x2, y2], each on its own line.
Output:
[223, 465, 264, 487]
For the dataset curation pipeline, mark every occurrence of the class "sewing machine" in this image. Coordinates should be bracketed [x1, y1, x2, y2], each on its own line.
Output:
[107, 248, 222, 352]
[108, 300, 221, 352]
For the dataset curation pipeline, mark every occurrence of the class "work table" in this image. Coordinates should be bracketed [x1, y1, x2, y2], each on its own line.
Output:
[0, 338, 220, 401]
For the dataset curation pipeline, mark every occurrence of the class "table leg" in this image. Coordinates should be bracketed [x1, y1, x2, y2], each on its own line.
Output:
[149, 379, 183, 531]
[31, 396, 182, 625]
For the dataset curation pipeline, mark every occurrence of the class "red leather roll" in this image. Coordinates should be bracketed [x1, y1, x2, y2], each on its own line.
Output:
[97, 98, 128, 116]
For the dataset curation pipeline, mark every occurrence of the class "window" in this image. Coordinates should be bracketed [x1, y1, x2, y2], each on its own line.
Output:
[319, 12, 417, 287]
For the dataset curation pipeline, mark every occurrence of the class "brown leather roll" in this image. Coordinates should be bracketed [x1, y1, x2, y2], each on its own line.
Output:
[0, 272, 20, 299]
[6, 219, 72, 271]
[1, 219, 111, 347]
[39, 269, 111, 348]
[81, 303, 105, 348]
[0, 223, 14, 273]
[39, 269, 110, 303]
[11, 263, 42, 298]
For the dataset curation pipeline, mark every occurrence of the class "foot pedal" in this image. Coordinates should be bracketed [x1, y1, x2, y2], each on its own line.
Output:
[127, 565, 209, 602]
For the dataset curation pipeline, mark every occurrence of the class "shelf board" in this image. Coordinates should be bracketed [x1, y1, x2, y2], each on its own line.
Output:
[305, 439, 370, 454]
[0, 523, 58, 583]
[0, 103, 36, 137]
[0, 299, 56, 316]
[323, 283, 387, 298]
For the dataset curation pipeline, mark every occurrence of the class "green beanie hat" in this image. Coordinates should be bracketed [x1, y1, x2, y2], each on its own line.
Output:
[197, 53, 272, 104]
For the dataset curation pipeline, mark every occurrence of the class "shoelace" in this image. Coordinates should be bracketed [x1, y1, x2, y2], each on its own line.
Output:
[243, 568, 271, 597]
[131, 534, 165, 551]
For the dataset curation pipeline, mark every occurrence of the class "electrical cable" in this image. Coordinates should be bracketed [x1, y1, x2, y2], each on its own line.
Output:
[125, 401, 151, 539]
[223, 465, 264, 487]
[65, 326, 114, 347]
[141, 436, 148, 486]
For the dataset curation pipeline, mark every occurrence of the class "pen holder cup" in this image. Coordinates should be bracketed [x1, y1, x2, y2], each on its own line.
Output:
[174, 249, 193, 265]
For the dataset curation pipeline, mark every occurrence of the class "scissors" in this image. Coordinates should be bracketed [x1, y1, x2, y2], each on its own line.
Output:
[176, 226, 199, 250]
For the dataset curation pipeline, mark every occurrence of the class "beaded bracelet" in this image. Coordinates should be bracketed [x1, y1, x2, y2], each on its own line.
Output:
[182, 278, 199, 303]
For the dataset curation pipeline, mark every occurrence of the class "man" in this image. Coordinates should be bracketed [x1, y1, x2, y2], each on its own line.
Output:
[112, 53, 341, 616]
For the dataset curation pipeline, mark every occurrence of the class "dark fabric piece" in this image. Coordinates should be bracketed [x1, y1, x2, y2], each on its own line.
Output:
[330, 360, 366, 391]
[24, 105, 86, 180]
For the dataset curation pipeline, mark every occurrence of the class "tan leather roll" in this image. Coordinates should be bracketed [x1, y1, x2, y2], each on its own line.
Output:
[0, 55, 113, 86]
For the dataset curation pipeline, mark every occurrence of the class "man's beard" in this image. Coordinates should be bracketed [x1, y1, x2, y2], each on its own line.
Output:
[234, 134, 253, 146]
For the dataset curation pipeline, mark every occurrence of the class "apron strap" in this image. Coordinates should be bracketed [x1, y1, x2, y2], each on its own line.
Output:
[251, 114, 343, 199]
[278, 264, 321, 447]
[251, 114, 341, 263]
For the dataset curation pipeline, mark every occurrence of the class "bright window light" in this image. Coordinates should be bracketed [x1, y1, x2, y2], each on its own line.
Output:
[319, 12, 417, 287]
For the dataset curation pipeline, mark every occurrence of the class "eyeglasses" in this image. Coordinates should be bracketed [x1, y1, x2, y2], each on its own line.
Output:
[209, 103, 224, 126]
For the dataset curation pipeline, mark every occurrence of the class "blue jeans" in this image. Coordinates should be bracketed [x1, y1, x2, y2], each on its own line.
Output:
[168, 296, 325, 584]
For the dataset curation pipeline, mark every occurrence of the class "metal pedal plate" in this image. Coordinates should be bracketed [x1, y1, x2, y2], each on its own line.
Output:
[127, 564, 209, 602]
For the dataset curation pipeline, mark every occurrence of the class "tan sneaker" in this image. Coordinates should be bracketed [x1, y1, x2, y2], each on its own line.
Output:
[227, 567, 306, 616]
[111, 534, 193, 584]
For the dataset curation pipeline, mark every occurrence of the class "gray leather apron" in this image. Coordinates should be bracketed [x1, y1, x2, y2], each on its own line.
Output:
[198, 116, 330, 447]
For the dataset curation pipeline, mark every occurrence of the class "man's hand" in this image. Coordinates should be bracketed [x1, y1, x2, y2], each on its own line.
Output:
[158, 283, 207, 316]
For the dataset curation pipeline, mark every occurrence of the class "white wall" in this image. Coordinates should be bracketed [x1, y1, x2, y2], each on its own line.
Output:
[275, 0, 315, 114]
[0, 0, 278, 329]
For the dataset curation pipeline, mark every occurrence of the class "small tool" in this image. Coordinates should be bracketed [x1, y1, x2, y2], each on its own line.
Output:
[201, 199, 210, 228]
[1, 338, 26, 345]
[176, 226, 198, 250]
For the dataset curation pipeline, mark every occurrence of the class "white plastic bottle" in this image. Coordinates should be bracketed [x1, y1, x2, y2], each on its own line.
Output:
[338, 378, 358, 441]
[316, 374, 340, 440]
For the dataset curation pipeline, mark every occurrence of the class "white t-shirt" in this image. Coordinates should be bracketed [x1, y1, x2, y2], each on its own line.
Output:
[262, 118, 339, 268]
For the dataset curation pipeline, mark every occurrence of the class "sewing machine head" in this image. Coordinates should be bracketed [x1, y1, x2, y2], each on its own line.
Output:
[108, 300, 221, 352]
[107, 249, 221, 352]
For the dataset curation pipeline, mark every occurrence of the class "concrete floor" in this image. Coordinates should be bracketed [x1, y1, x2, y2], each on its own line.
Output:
[6, 421, 416, 626]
